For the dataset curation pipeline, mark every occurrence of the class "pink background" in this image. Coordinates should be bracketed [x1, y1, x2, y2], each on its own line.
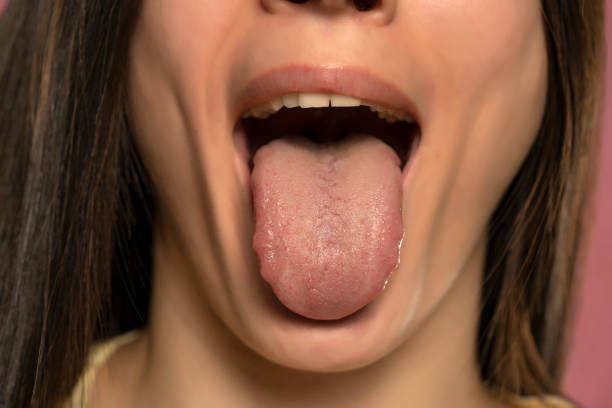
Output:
[563, 3, 612, 408]
[0, 0, 609, 407]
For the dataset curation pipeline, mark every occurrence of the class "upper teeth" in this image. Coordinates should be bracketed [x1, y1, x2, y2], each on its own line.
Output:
[242, 93, 416, 124]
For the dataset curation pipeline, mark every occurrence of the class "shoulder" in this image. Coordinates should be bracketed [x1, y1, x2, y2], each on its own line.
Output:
[62, 331, 141, 408]
[511, 395, 578, 408]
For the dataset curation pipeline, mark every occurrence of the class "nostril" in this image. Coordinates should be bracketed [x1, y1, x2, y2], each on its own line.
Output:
[264, 0, 395, 24]
[286, 0, 379, 12]
[353, 0, 378, 12]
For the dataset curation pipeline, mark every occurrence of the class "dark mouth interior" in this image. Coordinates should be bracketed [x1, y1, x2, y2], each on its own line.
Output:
[240, 106, 421, 170]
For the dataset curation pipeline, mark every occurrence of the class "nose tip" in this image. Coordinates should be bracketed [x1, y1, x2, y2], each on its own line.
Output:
[262, 0, 396, 25]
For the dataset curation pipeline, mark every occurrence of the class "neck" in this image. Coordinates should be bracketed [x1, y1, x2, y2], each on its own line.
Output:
[119, 230, 503, 408]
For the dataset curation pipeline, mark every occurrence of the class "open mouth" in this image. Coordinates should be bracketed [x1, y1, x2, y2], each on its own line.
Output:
[235, 92, 421, 322]
[238, 93, 421, 171]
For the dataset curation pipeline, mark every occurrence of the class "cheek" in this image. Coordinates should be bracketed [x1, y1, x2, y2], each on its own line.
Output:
[126, 1, 240, 279]
[130, 0, 245, 122]
[409, 0, 543, 86]
[127, 0, 246, 214]
[399, 1, 547, 301]
[428, 0, 547, 234]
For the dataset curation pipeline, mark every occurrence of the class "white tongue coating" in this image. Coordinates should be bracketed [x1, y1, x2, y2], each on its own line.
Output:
[251, 134, 404, 320]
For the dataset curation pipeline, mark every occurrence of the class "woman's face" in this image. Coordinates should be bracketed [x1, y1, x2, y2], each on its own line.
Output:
[128, 0, 547, 371]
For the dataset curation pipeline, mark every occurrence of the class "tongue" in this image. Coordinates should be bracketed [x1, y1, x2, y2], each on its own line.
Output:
[251, 134, 403, 320]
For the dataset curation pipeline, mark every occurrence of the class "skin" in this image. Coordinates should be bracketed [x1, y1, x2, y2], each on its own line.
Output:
[91, 0, 547, 407]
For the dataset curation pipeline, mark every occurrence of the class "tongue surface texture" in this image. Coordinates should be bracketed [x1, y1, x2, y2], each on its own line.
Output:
[251, 134, 403, 320]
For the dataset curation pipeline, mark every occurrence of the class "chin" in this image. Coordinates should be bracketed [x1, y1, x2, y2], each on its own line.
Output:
[242, 300, 412, 372]
[214, 243, 427, 373]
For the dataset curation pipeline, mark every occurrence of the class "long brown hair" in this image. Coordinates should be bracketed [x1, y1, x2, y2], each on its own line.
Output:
[0, 1, 604, 407]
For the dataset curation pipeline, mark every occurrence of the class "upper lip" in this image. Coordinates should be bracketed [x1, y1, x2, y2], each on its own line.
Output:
[234, 65, 420, 124]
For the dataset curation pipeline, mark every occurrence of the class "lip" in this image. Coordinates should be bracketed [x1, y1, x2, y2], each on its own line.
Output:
[233, 65, 421, 125]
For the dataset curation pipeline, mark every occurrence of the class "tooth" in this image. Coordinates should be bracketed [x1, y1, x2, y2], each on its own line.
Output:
[403, 114, 417, 123]
[330, 95, 360, 107]
[388, 111, 402, 122]
[252, 110, 272, 119]
[243, 95, 417, 124]
[269, 97, 284, 112]
[283, 94, 299, 108]
[259, 102, 276, 114]
[394, 111, 414, 123]
[298, 93, 330, 108]
[367, 104, 416, 124]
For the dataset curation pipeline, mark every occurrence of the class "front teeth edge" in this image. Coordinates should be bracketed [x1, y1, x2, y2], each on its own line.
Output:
[242, 93, 415, 124]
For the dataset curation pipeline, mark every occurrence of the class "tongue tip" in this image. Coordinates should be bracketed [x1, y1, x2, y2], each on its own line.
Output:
[271, 284, 382, 321]
[284, 287, 385, 321]
[288, 303, 369, 321]
[258, 257, 398, 321]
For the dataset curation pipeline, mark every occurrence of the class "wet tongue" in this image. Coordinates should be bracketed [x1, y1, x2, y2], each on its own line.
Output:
[251, 134, 403, 320]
